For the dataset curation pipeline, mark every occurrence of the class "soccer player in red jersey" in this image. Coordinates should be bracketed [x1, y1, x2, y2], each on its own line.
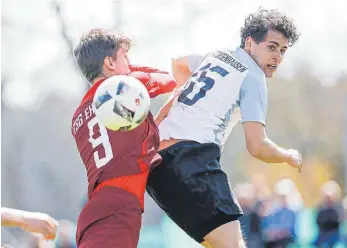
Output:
[71, 29, 176, 248]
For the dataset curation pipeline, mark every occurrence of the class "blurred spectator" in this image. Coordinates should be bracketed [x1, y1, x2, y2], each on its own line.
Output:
[314, 180, 344, 248]
[261, 179, 297, 248]
[251, 173, 268, 202]
[342, 195, 347, 243]
[275, 178, 303, 212]
[235, 182, 263, 248]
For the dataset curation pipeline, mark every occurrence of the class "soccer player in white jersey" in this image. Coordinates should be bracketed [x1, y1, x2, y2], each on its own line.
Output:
[146, 8, 302, 248]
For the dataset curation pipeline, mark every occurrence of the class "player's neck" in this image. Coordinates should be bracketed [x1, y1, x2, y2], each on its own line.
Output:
[242, 48, 263, 71]
[242, 47, 251, 57]
[91, 76, 106, 85]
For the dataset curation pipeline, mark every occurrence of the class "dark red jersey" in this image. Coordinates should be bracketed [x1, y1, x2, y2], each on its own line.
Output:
[72, 79, 161, 198]
[73, 67, 176, 248]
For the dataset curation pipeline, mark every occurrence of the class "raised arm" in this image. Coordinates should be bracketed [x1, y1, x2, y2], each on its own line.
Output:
[154, 54, 205, 125]
[129, 64, 177, 98]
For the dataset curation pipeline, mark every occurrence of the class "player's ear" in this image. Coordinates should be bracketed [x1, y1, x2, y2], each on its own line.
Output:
[104, 56, 116, 70]
[245, 37, 252, 51]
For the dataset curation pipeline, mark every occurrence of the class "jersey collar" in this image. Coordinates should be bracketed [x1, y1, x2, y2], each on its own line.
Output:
[235, 47, 265, 77]
[81, 78, 106, 106]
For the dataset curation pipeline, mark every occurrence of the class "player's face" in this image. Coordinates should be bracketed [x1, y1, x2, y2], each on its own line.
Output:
[113, 47, 131, 75]
[247, 30, 289, 78]
[104, 47, 130, 76]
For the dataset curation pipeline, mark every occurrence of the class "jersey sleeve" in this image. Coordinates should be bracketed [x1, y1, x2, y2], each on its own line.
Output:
[187, 54, 206, 72]
[146, 73, 177, 98]
[129, 64, 169, 74]
[129, 66, 176, 98]
[239, 73, 268, 126]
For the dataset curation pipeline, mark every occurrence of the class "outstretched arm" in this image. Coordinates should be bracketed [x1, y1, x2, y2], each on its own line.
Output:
[129, 64, 177, 98]
[1, 207, 59, 240]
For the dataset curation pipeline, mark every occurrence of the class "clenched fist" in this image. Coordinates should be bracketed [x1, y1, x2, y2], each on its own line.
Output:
[286, 149, 303, 173]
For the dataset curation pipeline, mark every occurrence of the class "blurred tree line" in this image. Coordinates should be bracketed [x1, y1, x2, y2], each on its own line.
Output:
[230, 69, 347, 207]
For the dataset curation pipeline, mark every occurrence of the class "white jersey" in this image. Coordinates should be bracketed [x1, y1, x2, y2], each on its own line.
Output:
[159, 47, 267, 148]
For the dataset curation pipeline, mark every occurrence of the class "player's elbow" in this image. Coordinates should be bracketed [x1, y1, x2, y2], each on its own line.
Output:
[243, 122, 267, 158]
[246, 137, 263, 158]
[172, 58, 192, 88]
[172, 57, 191, 75]
[172, 57, 189, 70]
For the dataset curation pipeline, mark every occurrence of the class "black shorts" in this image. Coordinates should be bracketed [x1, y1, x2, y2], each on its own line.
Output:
[146, 141, 243, 243]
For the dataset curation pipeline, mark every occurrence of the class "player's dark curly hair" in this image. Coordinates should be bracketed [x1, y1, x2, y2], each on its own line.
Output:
[73, 29, 132, 82]
[240, 8, 300, 48]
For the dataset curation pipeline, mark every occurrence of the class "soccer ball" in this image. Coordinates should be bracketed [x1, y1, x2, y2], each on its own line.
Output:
[93, 75, 150, 131]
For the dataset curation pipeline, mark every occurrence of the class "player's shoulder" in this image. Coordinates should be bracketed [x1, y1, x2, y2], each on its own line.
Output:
[240, 69, 268, 98]
[71, 92, 90, 122]
[241, 72, 266, 93]
[72, 80, 105, 119]
[231, 47, 266, 81]
[243, 67, 266, 89]
[207, 48, 249, 74]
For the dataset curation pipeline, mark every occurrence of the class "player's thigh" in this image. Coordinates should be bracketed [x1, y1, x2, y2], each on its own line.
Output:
[76, 187, 143, 248]
[78, 209, 142, 248]
[204, 220, 245, 248]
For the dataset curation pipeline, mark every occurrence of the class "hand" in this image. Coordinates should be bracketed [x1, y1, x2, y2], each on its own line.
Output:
[20, 212, 59, 240]
[286, 149, 303, 173]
